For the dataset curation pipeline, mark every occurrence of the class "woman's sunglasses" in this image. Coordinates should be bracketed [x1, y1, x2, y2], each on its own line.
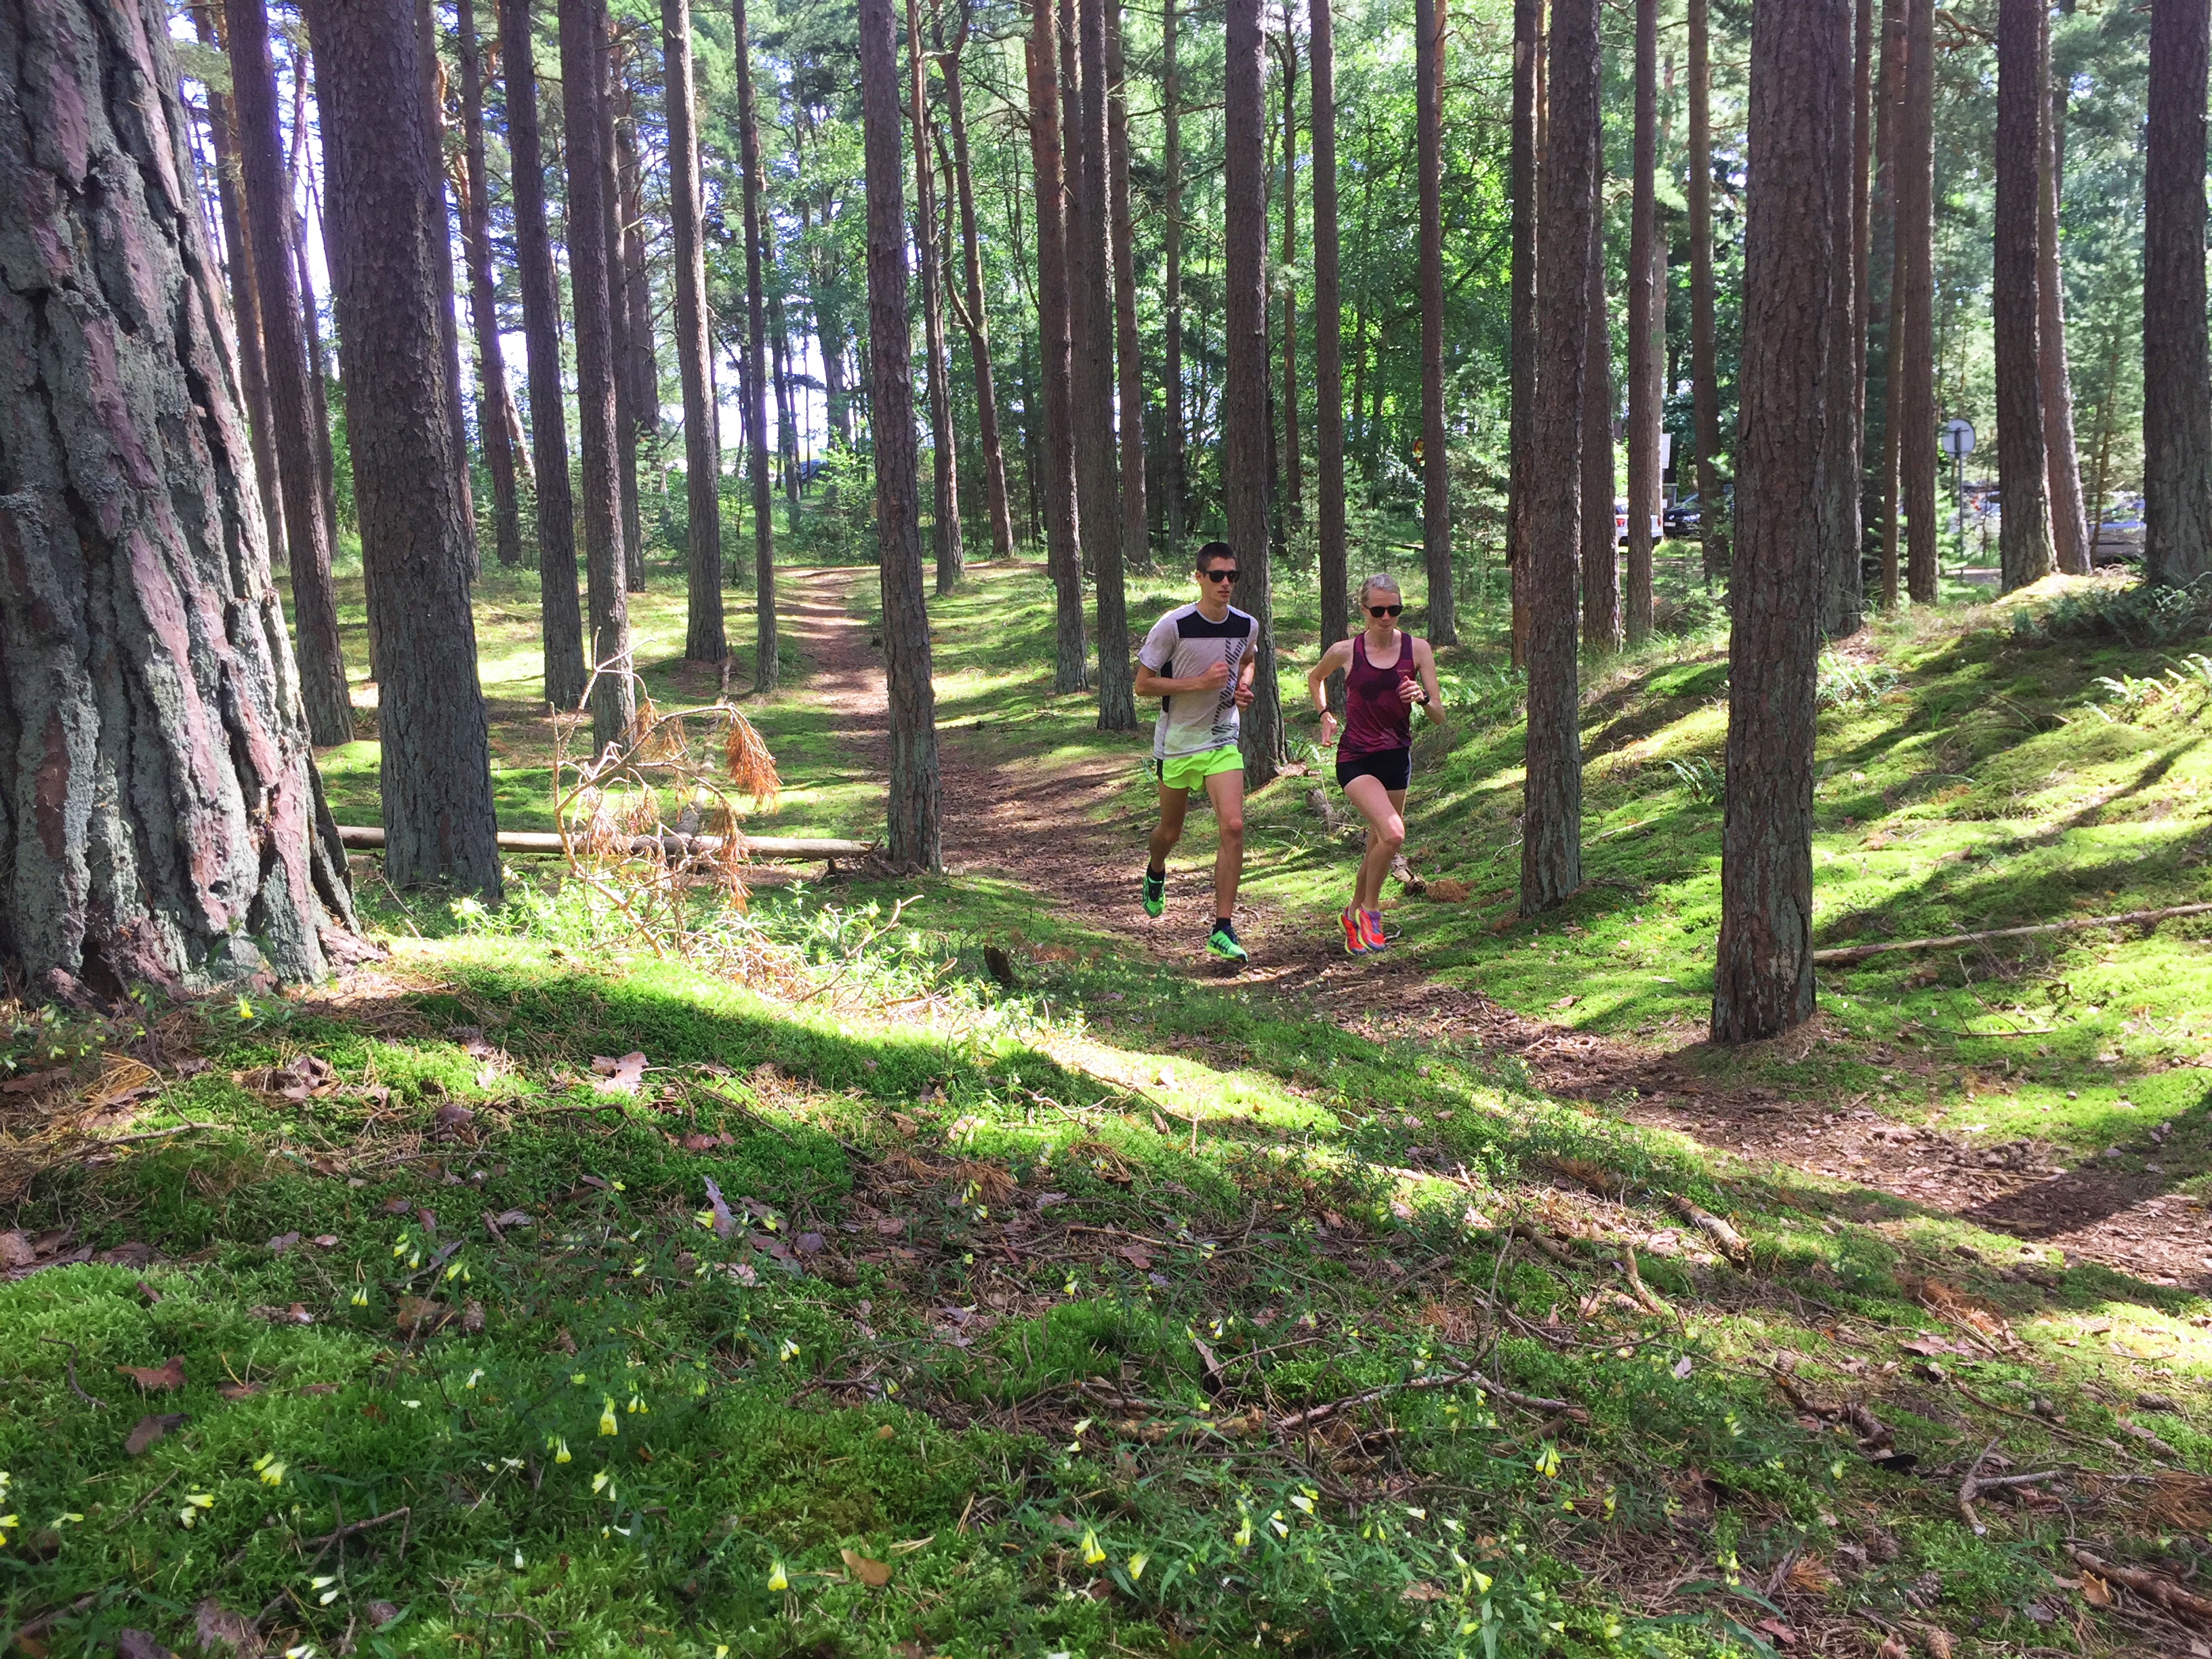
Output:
[1202, 567, 1239, 582]
[1368, 603, 1404, 617]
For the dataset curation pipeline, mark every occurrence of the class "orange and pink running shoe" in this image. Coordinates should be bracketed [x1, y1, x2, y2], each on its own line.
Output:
[1340, 907, 1371, 956]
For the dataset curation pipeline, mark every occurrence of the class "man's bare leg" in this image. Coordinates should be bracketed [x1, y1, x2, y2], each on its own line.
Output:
[1204, 768, 1246, 921]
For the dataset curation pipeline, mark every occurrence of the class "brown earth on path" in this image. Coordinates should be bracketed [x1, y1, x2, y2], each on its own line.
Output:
[785, 565, 2211, 1294]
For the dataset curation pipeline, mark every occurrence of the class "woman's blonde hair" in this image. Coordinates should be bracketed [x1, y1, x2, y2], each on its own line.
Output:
[1355, 573, 1402, 611]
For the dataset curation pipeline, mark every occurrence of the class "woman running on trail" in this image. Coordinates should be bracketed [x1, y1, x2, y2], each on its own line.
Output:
[1307, 574, 1446, 955]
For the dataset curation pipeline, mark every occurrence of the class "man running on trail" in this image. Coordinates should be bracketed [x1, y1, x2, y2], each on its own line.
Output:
[1135, 540, 1257, 963]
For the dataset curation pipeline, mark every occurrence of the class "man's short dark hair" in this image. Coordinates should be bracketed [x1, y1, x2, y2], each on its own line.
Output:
[1195, 540, 1234, 572]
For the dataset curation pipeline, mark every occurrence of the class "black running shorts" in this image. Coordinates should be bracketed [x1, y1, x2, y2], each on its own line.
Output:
[1334, 746, 1411, 792]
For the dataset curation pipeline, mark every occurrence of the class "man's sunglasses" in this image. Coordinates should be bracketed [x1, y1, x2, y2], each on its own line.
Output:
[1202, 567, 1239, 582]
[1368, 603, 1404, 617]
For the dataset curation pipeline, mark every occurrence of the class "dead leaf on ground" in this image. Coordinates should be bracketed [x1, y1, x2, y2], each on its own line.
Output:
[0, 1231, 37, 1269]
[218, 1382, 262, 1400]
[268, 1053, 337, 1103]
[1400, 1581, 1448, 1603]
[840, 1547, 893, 1587]
[590, 1052, 649, 1094]
[116, 1356, 186, 1391]
[193, 1597, 265, 1657]
[266, 1231, 302, 1253]
[395, 1296, 451, 1336]
[248, 1303, 314, 1325]
[117, 1631, 179, 1659]
[432, 1102, 476, 1136]
[2079, 1572, 2112, 1607]
[125, 1412, 188, 1454]
[491, 1208, 534, 1229]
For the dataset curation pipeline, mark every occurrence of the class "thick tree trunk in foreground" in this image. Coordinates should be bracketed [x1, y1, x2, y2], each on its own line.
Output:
[309, 0, 501, 897]
[415, 0, 478, 582]
[1713, 0, 1845, 1043]
[1313, 0, 1347, 706]
[858, 0, 943, 868]
[1509, 0, 1539, 669]
[1626, 0, 1658, 646]
[1106, 0, 1147, 583]
[1994, 0, 2053, 593]
[2, 0, 356, 998]
[1688, 0, 1727, 586]
[457, 0, 523, 573]
[498, 0, 586, 708]
[733, 0, 776, 691]
[1226, 0, 1281, 781]
[1897, 0, 1937, 602]
[1582, 197, 1620, 653]
[1415, 0, 1454, 643]
[560, 0, 636, 753]
[663, 0, 724, 662]
[942, 0, 1014, 560]
[2039, 6, 2089, 577]
[1161, 0, 1185, 559]
[225, 0, 352, 746]
[2144, 0, 2212, 590]
[1525, 0, 1597, 916]
[1026, 0, 1088, 691]
[907, 0, 961, 593]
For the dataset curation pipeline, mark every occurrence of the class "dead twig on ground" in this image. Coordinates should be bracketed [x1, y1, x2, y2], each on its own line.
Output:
[39, 1336, 106, 1408]
[1814, 902, 2212, 966]
[1273, 1364, 1583, 1436]
[2068, 1546, 2212, 1627]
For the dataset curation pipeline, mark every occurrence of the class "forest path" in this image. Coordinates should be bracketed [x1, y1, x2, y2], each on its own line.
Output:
[783, 564, 2207, 1292]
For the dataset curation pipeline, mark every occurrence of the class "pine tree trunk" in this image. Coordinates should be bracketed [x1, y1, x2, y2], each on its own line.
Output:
[601, 23, 643, 594]
[308, 0, 502, 897]
[1071, 0, 1132, 727]
[287, 123, 341, 571]
[1582, 195, 1620, 653]
[415, 0, 479, 582]
[1279, 24, 1301, 525]
[558, 0, 636, 752]
[1820, 0, 1866, 635]
[1026, 0, 1088, 691]
[905, 0, 960, 594]
[617, 77, 657, 588]
[498, 0, 588, 708]
[457, 0, 523, 571]
[1105, 0, 1147, 582]
[1226, 0, 1281, 781]
[1525, 0, 1596, 916]
[1713, 0, 1845, 1043]
[1868, 0, 1906, 603]
[1688, 0, 1727, 586]
[1994, 0, 2053, 593]
[225, 0, 353, 745]
[1626, 0, 1658, 645]
[1509, 0, 1540, 670]
[1162, 0, 1186, 560]
[940, 0, 1014, 560]
[732, 0, 776, 689]
[1849, 0, 1872, 573]
[1312, 0, 1347, 708]
[663, 0, 724, 662]
[2, 0, 360, 998]
[1414, 0, 1453, 644]
[2039, 5, 2089, 577]
[1898, 0, 1938, 602]
[857, 0, 943, 868]
[2144, 0, 2211, 589]
[192, 2, 286, 573]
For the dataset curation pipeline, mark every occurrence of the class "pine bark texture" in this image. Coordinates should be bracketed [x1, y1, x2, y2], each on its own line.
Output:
[732, 0, 776, 691]
[1508, 0, 1538, 670]
[1279, 29, 1300, 521]
[457, 0, 523, 573]
[906, 0, 960, 593]
[498, 0, 587, 708]
[1581, 197, 1619, 653]
[857, 0, 943, 869]
[1869, 0, 1906, 605]
[308, 0, 501, 897]
[1525, 0, 1597, 916]
[605, 30, 644, 595]
[1713, 0, 1845, 1044]
[941, 0, 1013, 560]
[1225, 0, 1279, 781]
[1687, 0, 1727, 584]
[1820, 0, 1865, 636]
[1897, 0, 1937, 602]
[1312, 0, 1347, 702]
[415, 0, 478, 582]
[558, 0, 635, 753]
[1625, 0, 1657, 645]
[1994, 0, 2053, 593]
[1161, 0, 1185, 558]
[1073, 0, 1131, 729]
[662, 0, 724, 663]
[2, 0, 360, 998]
[2144, 0, 2212, 590]
[1105, 0, 1146, 583]
[2038, 6, 2088, 577]
[1414, 0, 1453, 643]
[224, 0, 352, 746]
[1025, 0, 1087, 691]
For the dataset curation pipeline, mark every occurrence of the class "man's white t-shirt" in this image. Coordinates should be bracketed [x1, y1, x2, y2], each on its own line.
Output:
[1137, 602, 1256, 760]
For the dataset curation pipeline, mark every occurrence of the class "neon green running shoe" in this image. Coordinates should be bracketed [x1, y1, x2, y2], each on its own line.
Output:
[1206, 919, 1249, 963]
[1142, 867, 1167, 918]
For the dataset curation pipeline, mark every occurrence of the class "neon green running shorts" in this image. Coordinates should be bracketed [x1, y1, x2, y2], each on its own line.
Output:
[1157, 744, 1244, 792]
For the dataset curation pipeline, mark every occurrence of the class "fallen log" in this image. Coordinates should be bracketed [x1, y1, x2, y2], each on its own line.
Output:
[2068, 1546, 2212, 1627]
[335, 826, 876, 861]
[1812, 902, 2212, 967]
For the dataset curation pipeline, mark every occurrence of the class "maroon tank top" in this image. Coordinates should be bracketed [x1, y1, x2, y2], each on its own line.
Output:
[1342, 634, 1414, 756]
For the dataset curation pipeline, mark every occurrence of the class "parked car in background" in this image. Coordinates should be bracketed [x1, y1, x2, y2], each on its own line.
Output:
[1662, 486, 1730, 539]
[2091, 513, 2145, 567]
[1614, 499, 1629, 547]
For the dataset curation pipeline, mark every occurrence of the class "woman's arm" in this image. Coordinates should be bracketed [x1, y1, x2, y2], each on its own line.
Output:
[1412, 640, 1447, 730]
[1307, 640, 1352, 743]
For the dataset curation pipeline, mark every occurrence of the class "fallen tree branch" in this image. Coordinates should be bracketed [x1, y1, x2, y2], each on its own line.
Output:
[1273, 1364, 1584, 1436]
[335, 825, 875, 861]
[1813, 902, 2212, 967]
[2068, 1547, 2212, 1628]
[1668, 1195, 1750, 1265]
[5, 1592, 100, 1649]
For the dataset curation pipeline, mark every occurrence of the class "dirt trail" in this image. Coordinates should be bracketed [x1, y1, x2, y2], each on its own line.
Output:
[783, 566, 2209, 1292]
